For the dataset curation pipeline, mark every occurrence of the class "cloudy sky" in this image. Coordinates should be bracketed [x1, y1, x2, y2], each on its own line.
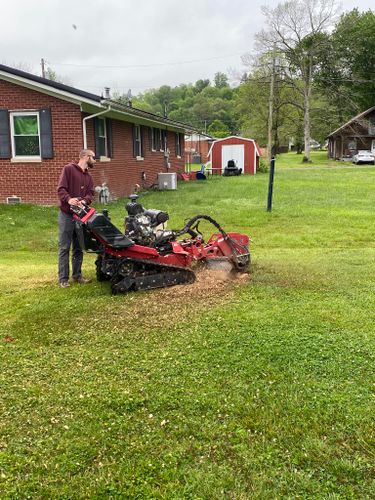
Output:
[1, 0, 373, 97]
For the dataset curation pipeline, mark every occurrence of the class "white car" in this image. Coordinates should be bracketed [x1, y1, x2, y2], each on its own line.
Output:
[352, 150, 375, 164]
[309, 139, 321, 150]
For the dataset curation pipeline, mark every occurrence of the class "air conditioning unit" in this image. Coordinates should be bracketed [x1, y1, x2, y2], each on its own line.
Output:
[158, 172, 177, 190]
[7, 196, 21, 204]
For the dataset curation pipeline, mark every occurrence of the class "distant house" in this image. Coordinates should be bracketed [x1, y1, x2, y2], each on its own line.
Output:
[327, 106, 375, 160]
[184, 133, 214, 165]
[208, 136, 261, 175]
[0, 64, 194, 205]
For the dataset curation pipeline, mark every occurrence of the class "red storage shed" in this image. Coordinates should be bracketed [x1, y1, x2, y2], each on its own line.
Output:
[208, 136, 261, 175]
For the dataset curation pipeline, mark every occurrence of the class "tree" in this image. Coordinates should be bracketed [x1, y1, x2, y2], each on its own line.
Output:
[45, 67, 64, 83]
[316, 9, 375, 116]
[207, 119, 230, 138]
[237, 49, 304, 153]
[120, 77, 239, 134]
[214, 72, 229, 88]
[194, 79, 210, 93]
[256, 0, 340, 162]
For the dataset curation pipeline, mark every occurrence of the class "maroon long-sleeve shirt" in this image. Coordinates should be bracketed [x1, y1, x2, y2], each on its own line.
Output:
[57, 161, 94, 214]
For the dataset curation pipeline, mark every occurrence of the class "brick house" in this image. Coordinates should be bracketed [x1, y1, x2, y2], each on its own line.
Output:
[184, 133, 214, 165]
[0, 64, 192, 205]
[327, 106, 375, 160]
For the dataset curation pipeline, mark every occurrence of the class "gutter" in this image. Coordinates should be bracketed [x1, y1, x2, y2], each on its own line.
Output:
[82, 104, 112, 149]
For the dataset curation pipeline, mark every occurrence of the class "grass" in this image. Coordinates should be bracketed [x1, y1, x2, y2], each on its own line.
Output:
[1, 151, 375, 498]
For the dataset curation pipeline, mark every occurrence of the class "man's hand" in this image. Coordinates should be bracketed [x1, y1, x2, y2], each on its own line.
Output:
[68, 197, 84, 207]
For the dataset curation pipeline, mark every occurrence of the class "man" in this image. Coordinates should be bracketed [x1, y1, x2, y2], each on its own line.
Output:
[57, 149, 96, 288]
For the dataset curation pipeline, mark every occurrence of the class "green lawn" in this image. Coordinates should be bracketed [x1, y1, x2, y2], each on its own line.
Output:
[1, 152, 375, 498]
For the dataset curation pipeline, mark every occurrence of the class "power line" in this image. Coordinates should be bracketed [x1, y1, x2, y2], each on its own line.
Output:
[50, 52, 245, 70]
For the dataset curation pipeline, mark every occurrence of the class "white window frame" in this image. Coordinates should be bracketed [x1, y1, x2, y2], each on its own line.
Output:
[10, 111, 41, 160]
[134, 124, 143, 159]
[97, 117, 108, 159]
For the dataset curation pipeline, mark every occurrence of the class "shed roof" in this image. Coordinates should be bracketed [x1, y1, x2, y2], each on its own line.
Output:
[327, 106, 375, 137]
[208, 136, 261, 157]
[0, 63, 197, 133]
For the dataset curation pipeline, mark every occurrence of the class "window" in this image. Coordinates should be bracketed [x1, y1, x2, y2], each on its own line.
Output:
[133, 125, 142, 158]
[151, 127, 160, 151]
[97, 118, 107, 157]
[161, 130, 166, 152]
[94, 117, 112, 159]
[0, 108, 53, 160]
[369, 117, 375, 135]
[10, 112, 40, 158]
[151, 128, 165, 151]
[176, 132, 182, 157]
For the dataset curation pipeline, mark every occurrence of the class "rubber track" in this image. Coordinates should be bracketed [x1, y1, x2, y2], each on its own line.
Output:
[110, 257, 196, 294]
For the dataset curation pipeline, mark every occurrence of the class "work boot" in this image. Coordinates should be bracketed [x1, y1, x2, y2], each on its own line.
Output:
[72, 276, 92, 284]
[59, 281, 70, 288]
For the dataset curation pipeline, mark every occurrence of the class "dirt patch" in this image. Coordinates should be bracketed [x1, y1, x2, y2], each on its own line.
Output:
[3, 335, 15, 342]
[107, 269, 251, 331]
[157, 267, 249, 302]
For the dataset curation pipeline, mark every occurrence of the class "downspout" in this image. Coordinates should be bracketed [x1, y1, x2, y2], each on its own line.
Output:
[82, 104, 112, 149]
[164, 125, 169, 171]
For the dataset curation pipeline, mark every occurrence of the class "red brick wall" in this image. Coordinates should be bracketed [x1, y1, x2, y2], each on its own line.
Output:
[86, 121, 185, 201]
[0, 80, 185, 205]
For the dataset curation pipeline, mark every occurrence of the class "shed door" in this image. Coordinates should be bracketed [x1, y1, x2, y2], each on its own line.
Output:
[221, 144, 244, 172]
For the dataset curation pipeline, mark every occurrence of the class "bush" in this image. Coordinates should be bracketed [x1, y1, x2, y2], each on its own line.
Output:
[257, 157, 269, 173]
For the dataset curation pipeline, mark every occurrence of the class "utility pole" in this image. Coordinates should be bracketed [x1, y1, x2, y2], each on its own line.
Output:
[41, 58, 46, 78]
[267, 46, 276, 162]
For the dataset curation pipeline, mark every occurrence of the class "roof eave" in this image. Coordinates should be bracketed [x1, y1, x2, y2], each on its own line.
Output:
[327, 106, 375, 138]
[0, 69, 102, 107]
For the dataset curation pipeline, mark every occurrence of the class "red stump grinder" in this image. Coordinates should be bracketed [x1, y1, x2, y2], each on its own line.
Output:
[72, 195, 250, 294]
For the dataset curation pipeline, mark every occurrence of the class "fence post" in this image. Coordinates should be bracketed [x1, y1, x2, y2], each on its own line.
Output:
[267, 157, 275, 212]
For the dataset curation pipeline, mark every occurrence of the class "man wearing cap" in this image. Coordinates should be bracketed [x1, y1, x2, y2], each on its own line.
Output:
[57, 149, 96, 288]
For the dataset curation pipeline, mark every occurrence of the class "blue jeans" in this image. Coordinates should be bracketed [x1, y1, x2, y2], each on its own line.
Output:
[58, 211, 83, 283]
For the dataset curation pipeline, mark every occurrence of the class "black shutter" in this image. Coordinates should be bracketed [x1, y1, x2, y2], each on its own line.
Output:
[180, 133, 184, 157]
[149, 127, 152, 151]
[106, 118, 113, 158]
[132, 125, 137, 157]
[175, 132, 178, 156]
[0, 109, 11, 159]
[94, 117, 101, 157]
[39, 108, 53, 159]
